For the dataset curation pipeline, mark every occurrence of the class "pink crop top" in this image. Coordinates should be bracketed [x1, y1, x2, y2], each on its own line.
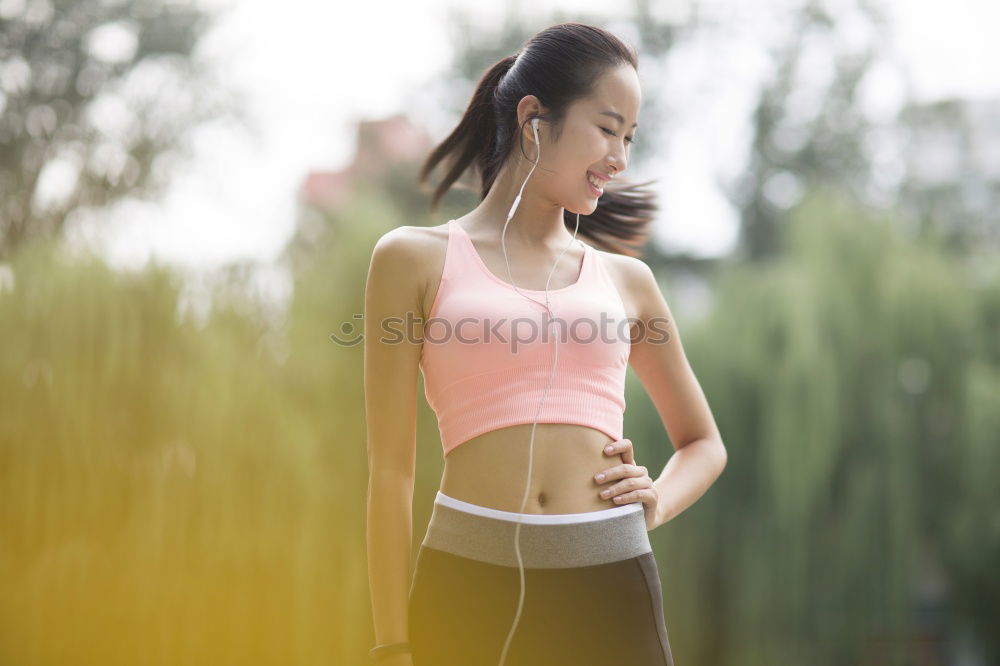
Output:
[419, 220, 632, 457]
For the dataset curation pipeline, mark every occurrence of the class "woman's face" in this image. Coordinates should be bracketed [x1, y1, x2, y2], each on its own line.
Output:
[530, 64, 642, 214]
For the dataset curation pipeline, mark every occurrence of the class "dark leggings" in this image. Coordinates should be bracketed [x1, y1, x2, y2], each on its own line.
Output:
[408, 491, 675, 666]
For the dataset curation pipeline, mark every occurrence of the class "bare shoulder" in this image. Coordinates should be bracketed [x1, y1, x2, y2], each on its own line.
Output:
[592, 247, 659, 321]
[593, 247, 653, 282]
[370, 223, 449, 319]
[371, 224, 444, 272]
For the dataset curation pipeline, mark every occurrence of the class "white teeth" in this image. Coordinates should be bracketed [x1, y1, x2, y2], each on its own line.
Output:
[587, 174, 604, 190]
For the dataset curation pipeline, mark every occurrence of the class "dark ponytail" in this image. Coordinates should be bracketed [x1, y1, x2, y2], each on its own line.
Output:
[417, 23, 658, 257]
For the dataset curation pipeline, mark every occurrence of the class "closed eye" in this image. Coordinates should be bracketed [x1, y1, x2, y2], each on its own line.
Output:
[601, 126, 636, 145]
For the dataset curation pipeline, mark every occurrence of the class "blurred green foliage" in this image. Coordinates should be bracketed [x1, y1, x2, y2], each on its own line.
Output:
[628, 186, 1000, 665]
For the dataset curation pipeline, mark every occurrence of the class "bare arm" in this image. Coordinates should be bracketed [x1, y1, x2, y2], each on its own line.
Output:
[364, 227, 424, 648]
[625, 258, 727, 527]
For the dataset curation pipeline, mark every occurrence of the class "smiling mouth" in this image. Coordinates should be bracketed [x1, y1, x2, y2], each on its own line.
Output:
[586, 173, 605, 195]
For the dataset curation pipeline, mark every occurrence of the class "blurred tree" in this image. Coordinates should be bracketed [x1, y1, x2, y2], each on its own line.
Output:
[718, 0, 891, 262]
[894, 97, 1000, 254]
[713, 0, 1000, 262]
[0, 0, 250, 259]
[640, 185, 997, 665]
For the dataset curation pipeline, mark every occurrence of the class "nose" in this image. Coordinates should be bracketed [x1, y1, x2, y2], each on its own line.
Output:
[608, 149, 626, 175]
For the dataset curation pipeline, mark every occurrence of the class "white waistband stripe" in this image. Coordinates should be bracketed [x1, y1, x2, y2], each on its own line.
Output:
[434, 490, 643, 525]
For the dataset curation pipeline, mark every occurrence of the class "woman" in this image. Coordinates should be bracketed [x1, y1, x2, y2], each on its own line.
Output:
[365, 22, 727, 666]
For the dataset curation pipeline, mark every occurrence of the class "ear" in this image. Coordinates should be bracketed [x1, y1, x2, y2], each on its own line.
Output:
[516, 95, 545, 144]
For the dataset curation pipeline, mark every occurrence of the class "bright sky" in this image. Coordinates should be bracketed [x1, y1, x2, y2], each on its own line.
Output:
[68, 0, 1000, 280]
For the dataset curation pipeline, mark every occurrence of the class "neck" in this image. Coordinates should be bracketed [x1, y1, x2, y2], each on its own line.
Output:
[471, 160, 577, 249]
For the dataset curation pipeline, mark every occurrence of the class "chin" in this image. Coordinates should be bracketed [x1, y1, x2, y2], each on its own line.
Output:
[565, 201, 597, 216]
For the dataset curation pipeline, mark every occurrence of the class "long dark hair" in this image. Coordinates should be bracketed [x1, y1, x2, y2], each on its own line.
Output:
[417, 22, 658, 257]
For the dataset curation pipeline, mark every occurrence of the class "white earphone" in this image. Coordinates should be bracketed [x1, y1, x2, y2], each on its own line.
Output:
[497, 116, 584, 666]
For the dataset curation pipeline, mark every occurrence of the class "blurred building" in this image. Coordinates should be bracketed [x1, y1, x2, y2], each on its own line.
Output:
[297, 113, 433, 211]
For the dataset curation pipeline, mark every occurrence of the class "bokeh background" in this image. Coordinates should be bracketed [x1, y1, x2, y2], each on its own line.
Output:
[2, 0, 999, 664]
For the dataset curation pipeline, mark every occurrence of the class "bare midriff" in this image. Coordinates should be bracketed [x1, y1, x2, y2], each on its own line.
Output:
[440, 423, 627, 514]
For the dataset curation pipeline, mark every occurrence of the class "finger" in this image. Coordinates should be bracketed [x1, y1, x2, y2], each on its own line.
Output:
[594, 463, 646, 484]
[620, 439, 635, 465]
[603, 438, 633, 459]
[612, 439, 635, 465]
[610, 491, 640, 504]
[598, 476, 641, 498]
[594, 465, 625, 483]
[611, 489, 652, 505]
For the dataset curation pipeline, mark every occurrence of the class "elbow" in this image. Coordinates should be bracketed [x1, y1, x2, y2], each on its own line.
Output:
[715, 439, 728, 474]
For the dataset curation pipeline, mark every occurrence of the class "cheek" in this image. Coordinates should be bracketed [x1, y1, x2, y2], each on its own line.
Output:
[549, 127, 600, 162]
[550, 162, 590, 198]
[549, 144, 593, 180]
[536, 136, 600, 201]
[534, 151, 576, 188]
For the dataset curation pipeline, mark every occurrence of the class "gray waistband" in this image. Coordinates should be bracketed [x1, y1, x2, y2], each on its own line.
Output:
[421, 499, 652, 569]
